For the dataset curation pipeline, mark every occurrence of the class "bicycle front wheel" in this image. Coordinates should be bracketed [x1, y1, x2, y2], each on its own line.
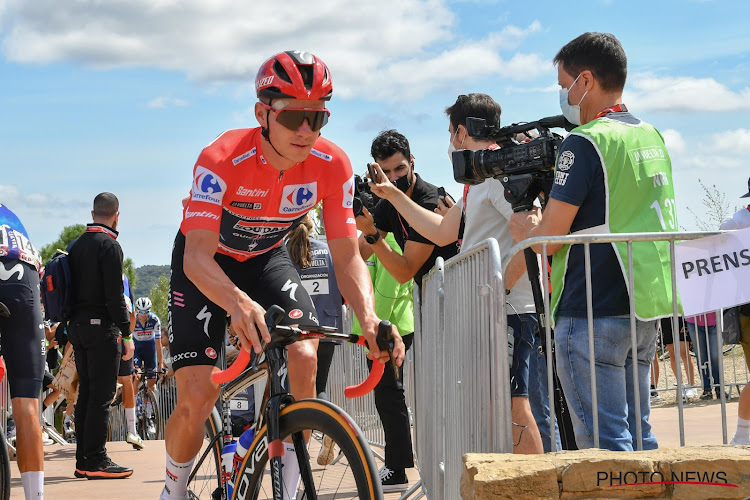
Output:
[186, 406, 224, 500]
[233, 399, 382, 500]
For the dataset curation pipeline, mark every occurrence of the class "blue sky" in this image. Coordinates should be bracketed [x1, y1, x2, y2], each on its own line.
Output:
[2, 0, 749, 266]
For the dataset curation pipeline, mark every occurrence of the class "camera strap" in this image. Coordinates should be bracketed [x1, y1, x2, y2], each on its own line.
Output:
[594, 103, 628, 119]
[457, 184, 469, 248]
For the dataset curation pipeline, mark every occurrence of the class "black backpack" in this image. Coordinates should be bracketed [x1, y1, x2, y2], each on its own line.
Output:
[41, 240, 77, 322]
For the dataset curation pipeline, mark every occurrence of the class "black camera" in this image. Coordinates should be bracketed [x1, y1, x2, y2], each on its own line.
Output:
[352, 169, 380, 217]
[451, 115, 573, 211]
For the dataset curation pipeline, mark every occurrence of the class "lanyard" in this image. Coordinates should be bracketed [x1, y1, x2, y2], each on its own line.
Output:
[85, 225, 118, 240]
[594, 103, 628, 119]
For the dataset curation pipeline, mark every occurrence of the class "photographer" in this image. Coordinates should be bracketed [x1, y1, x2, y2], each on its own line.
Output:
[509, 32, 677, 452]
[357, 129, 457, 289]
[355, 129, 457, 486]
[368, 94, 546, 454]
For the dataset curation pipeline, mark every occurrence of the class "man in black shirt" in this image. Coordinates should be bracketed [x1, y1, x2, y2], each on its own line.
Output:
[357, 129, 457, 289]
[68, 192, 134, 479]
[356, 129, 457, 491]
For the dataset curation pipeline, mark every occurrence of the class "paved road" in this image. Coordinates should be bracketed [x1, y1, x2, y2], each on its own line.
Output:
[9, 399, 741, 499]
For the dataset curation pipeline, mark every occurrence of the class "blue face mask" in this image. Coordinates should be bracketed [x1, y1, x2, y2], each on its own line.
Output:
[559, 73, 588, 126]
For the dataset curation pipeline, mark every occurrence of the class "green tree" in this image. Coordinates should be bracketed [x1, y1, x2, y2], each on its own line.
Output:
[40, 224, 136, 288]
[148, 274, 170, 325]
[40, 224, 85, 264]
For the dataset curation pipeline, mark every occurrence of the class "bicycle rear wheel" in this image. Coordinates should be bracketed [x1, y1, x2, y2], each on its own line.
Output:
[0, 431, 10, 500]
[187, 406, 224, 500]
[234, 399, 381, 500]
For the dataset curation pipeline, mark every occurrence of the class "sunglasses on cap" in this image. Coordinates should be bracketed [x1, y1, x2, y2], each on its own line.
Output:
[260, 102, 330, 132]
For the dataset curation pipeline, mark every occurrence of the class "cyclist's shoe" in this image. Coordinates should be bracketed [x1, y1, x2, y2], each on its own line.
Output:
[379, 466, 408, 492]
[316, 435, 335, 466]
[86, 458, 133, 479]
[41, 430, 54, 446]
[126, 432, 144, 450]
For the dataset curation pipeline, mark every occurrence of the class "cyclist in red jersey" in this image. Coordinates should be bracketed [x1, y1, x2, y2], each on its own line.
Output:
[161, 51, 405, 500]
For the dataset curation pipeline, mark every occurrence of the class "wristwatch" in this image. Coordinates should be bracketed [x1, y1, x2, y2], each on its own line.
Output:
[364, 231, 381, 244]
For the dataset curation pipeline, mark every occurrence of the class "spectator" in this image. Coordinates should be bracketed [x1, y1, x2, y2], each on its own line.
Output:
[68, 192, 134, 479]
[510, 32, 677, 451]
[357, 129, 458, 290]
[720, 178, 750, 371]
[684, 313, 724, 400]
[651, 317, 698, 402]
[722, 178, 750, 445]
[353, 232, 414, 492]
[367, 96, 545, 454]
[0, 203, 46, 499]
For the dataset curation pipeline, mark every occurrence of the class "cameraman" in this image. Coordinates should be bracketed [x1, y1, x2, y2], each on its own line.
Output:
[509, 32, 676, 452]
[356, 129, 458, 486]
[368, 94, 545, 454]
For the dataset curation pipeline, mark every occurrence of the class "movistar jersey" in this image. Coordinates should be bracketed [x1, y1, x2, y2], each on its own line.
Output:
[134, 312, 161, 343]
[180, 127, 357, 262]
[0, 203, 41, 271]
[549, 112, 676, 321]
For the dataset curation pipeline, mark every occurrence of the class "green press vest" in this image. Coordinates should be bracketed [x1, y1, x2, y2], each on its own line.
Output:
[550, 116, 677, 322]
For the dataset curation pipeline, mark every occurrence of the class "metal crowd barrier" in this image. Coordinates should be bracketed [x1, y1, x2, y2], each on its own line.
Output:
[502, 230, 739, 450]
[108, 376, 178, 441]
[326, 306, 416, 462]
[414, 239, 513, 500]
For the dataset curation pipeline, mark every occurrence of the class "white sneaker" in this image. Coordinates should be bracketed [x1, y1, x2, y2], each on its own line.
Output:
[316, 435, 335, 466]
[685, 388, 699, 400]
[41, 431, 54, 446]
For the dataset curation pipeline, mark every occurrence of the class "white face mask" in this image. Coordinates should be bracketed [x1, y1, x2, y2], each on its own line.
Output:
[559, 73, 588, 126]
[447, 128, 465, 162]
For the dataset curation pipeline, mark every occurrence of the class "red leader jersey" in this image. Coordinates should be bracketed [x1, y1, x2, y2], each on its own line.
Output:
[180, 127, 357, 261]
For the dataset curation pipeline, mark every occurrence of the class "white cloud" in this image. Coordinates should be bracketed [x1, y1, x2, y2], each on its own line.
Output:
[709, 128, 750, 155]
[626, 74, 750, 112]
[147, 96, 188, 109]
[0, 1, 547, 101]
[661, 129, 687, 155]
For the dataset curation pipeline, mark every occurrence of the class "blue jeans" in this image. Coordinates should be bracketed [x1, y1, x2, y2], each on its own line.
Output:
[555, 316, 658, 451]
[685, 322, 720, 391]
[507, 313, 536, 397]
[528, 330, 562, 452]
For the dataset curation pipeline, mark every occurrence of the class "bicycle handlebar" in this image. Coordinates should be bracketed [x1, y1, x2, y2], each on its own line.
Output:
[211, 306, 395, 399]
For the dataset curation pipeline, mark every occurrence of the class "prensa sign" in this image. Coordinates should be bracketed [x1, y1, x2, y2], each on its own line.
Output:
[675, 226, 750, 316]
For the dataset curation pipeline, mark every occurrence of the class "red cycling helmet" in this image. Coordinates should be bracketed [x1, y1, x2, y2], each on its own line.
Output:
[256, 50, 333, 102]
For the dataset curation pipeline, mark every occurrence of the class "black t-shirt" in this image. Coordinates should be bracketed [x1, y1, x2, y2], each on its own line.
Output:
[372, 173, 458, 288]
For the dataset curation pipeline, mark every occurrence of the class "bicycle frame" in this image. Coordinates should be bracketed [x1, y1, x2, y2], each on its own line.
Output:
[192, 305, 396, 500]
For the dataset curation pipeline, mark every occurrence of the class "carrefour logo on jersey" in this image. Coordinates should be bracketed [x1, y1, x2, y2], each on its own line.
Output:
[342, 175, 354, 209]
[280, 183, 317, 213]
[191, 166, 227, 206]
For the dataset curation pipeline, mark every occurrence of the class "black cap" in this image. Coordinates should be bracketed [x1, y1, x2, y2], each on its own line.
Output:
[743, 177, 750, 198]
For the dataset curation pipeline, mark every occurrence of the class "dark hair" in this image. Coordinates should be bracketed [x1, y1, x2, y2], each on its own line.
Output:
[93, 192, 119, 218]
[370, 129, 411, 162]
[554, 32, 627, 92]
[287, 213, 314, 268]
[445, 93, 501, 131]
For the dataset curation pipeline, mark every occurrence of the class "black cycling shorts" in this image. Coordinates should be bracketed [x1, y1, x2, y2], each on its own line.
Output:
[169, 232, 318, 372]
[118, 355, 133, 378]
[0, 257, 45, 399]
